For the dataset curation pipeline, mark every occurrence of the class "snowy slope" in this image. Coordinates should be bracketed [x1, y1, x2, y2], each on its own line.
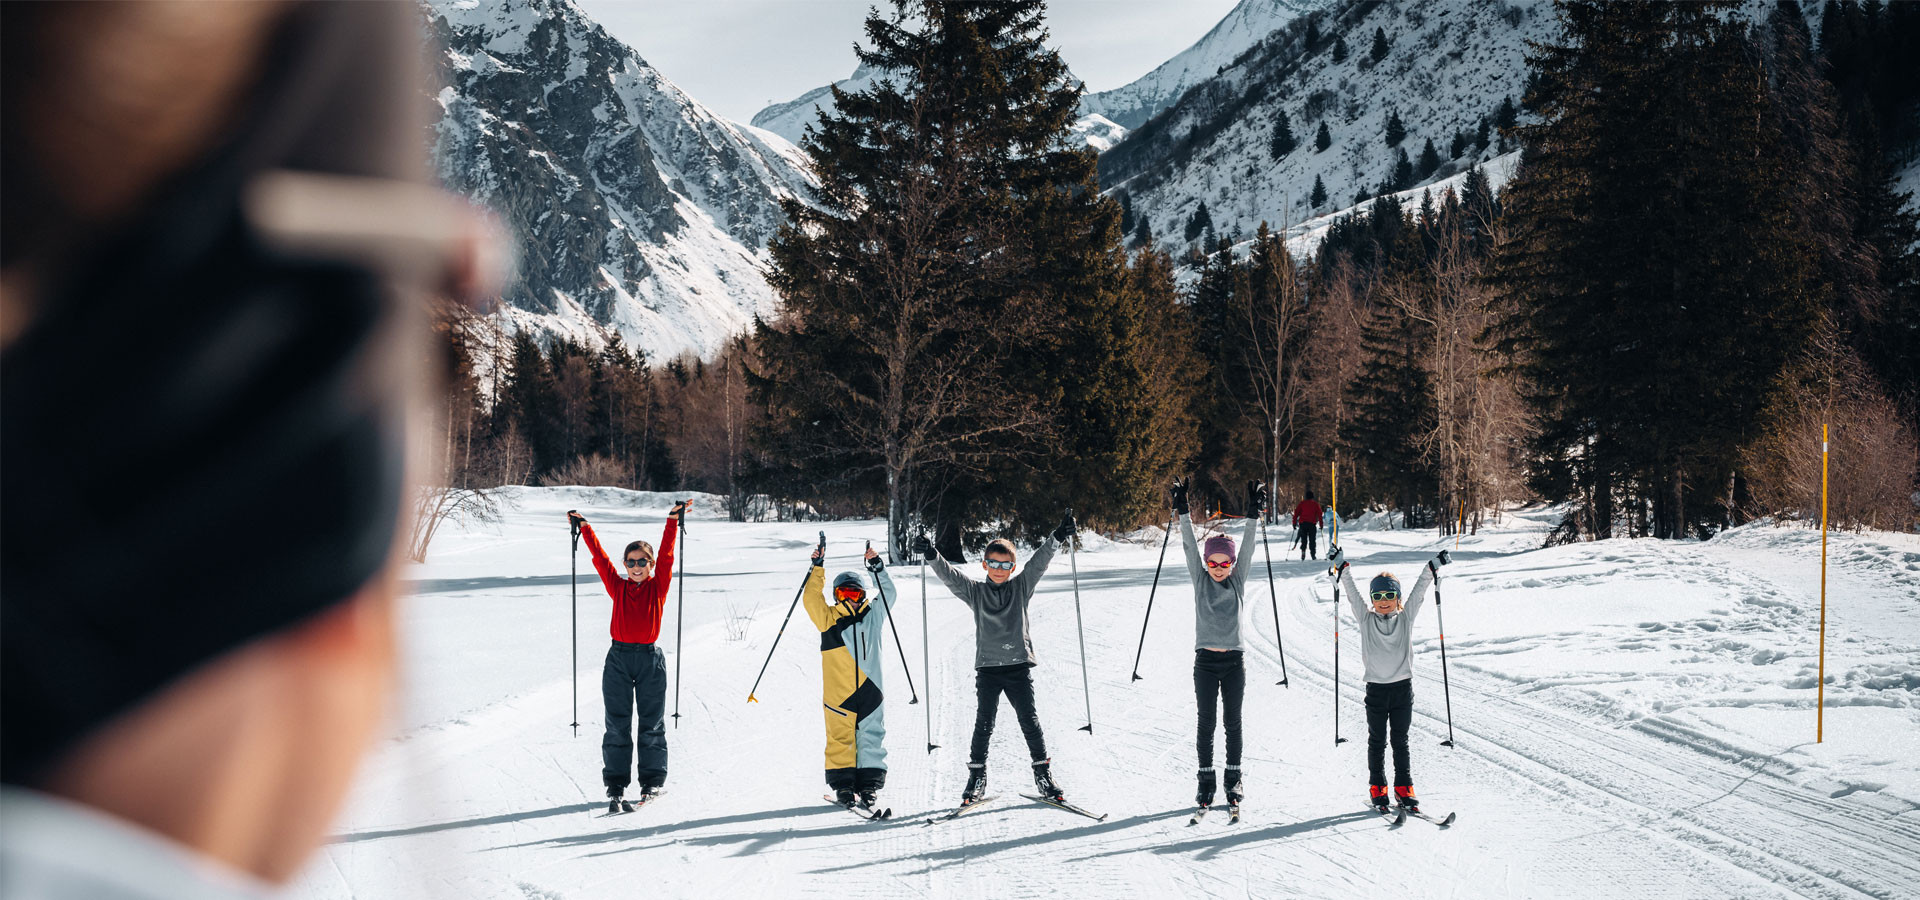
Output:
[293, 489, 1920, 899]
[1102, 0, 1548, 254]
[750, 60, 1122, 152]
[1081, 0, 1334, 130]
[428, 0, 814, 359]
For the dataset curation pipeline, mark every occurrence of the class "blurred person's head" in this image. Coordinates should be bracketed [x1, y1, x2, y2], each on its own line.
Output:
[1, 0, 492, 885]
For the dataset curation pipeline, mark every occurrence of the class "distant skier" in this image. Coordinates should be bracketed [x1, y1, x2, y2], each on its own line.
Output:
[1172, 478, 1266, 812]
[570, 502, 689, 812]
[1327, 543, 1450, 813]
[803, 541, 895, 812]
[915, 511, 1078, 807]
[1292, 491, 1325, 560]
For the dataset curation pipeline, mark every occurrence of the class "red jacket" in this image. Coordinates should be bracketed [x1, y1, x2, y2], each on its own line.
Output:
[581, 518, 677, 644]
[1292, 499, 1324, 526]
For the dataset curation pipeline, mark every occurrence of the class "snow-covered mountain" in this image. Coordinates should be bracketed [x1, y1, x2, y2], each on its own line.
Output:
[750, 61, 1122, 152]
[1102, 0, 1549, 257]
[1080, 0, 1334, 130]
[427, 0, 813, 359]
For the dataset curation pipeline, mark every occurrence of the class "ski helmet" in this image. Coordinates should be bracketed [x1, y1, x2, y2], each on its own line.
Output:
[1368, 572, 1402, 602]
[832, 571, 869, 606]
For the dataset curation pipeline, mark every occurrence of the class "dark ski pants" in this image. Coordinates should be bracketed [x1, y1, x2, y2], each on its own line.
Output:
[603, 640, 668, 790]
[969, 663, 1048, 766]
[1364, 678, 1414, 787]
[1193, 649, 1245, 769]
[1298, 522, 1318, 560]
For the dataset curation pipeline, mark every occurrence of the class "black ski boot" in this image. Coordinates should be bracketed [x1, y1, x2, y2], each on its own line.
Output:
[962, 765, 988, 804]
[608, 786, 632, 814]
[834, 788, 858, 808]
[857, 790, 880, 811]
[1032, 759, 1066, 803]
[1224, 766, 1243, 806]
[1195, 768, 1217, 807]
[638, 784, 662, 805]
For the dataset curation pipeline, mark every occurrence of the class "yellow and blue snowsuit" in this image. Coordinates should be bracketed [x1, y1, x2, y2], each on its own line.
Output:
[804, 562, 894, 792]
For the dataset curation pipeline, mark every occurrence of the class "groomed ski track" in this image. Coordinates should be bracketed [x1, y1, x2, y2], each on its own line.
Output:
[296, 491, 1920, 899]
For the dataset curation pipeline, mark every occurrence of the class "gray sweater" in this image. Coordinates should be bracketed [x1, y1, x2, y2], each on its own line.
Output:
[1339, 563, 1435, 684]
[928, 537, 1060, 669]
[1180, 514, 1261, 651]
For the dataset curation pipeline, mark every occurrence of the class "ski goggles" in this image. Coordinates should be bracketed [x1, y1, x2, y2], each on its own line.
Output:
[834, 585, 867, 601]
[1205, 559, 1234, 569]
[1370, 590, 1400, 602]
[625, 556, 653, 568]
[984, 560, 1015, 571]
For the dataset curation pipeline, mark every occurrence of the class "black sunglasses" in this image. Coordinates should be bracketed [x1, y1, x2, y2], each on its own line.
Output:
[625, 557, 653, 568]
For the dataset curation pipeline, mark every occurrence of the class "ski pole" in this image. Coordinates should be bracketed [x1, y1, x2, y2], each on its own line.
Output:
[747, 530, 824, 703]
[1128, 509, 1174, 681]
[568, 510, 581, 737]
[921, 536, 938, 752]
[671, 503, 686, 728]
[1434, 562, 1456, 748]
[1259, 519, 1290, 687]
[1066, 509, 1094, 734]
[1332, 564, 1347, 746]
[868, 540, 919, 703]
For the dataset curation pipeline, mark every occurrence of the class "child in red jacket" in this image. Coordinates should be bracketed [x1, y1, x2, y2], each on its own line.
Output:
[569, 502, 687, 811]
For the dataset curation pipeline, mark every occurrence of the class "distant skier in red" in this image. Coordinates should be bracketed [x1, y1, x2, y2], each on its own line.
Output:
[569, 502, 688, 813]
[1292, 491, 1325, 560]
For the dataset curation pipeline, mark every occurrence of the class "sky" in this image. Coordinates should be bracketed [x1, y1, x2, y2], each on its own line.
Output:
[577, 0, 1240, 125]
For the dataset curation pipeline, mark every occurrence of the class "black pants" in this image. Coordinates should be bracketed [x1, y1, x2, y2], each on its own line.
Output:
[969, 663, 1048, 766]
[1364, 678, 1413, 787]
[1298, 522, 1318, 559]
[603, 641, 668, 789]
[1193, 649, 1245, 768]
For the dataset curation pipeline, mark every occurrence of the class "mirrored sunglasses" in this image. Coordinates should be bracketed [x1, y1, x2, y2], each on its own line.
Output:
[1205, 559, 1234, 569]
[984, 560, 1015, 571]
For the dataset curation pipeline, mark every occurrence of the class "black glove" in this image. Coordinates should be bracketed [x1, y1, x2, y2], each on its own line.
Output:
[1053, 510, 1076, 543]
[867, 554, 885, 573]
[912, 534, 935, 559]
[811, 549, 824, 568]
[1429, 549, 1451, 574]
[1327, 545, 1346, 569]
[1247, 480, 1268, 516]
[1170, 478, 1189, 515]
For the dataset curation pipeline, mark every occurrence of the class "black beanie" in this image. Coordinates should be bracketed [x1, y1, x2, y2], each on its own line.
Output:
[0, 2, 427, 786]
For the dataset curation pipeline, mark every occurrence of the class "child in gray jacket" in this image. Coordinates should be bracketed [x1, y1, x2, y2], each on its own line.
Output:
[1328, 543, 1450, 812]
[1172, 478, 1265, 810]
[916, 510, 1077, 806]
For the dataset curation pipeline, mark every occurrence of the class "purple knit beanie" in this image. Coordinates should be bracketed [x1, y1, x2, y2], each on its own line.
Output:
[1204, 533, 1237, 564]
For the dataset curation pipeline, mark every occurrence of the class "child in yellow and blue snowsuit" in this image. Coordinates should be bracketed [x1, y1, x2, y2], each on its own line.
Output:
[804, 542, 895, 810]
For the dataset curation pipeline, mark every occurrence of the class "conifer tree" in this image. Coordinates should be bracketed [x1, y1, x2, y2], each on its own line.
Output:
[1310, 174, 1328, 209]
[1331, 35, 1349, 63]
[1185, 201, 1214, 243]
[1416, 137, 1441, 178]
[1450, 129, 1469, 160]
[1314, 121, 1333, 152]
[1384, 110, 1406, 147]
[1370, 26, 1391, 64]
[1269, 108, 1297, 160]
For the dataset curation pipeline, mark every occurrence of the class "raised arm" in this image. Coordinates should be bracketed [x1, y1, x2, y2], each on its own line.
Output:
[1331, 548, 1366, 622]
[1178, 513, 1202, 578]
[649, 514, 680, 597]
[1228, 513, 1260, 587]
[1403, 553, 1447, 622]
[927, 552, 979, 609]
[801, 561, 833, 631]
[1014, 537, 1059, 594]
[868, 556, 896, 627]
[576, 519, 624, 600]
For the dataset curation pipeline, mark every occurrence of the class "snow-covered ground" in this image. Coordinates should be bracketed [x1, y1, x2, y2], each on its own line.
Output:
[294, 488, 1920, 899]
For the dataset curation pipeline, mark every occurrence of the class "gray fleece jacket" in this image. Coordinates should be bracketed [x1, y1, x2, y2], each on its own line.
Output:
[1180, 514, 1261, 651]
[1338, 563, 1435, 684]
[928, 538, 1059, 669]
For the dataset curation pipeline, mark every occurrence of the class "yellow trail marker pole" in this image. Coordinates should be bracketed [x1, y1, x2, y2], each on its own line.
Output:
[1455, 501, 1466, 550]
[1819, 424, 1829, 743]
[1331, 460, 1338, 545]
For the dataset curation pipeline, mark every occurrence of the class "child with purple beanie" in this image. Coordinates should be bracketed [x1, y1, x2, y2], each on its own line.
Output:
[1168, 478, 1268, 813]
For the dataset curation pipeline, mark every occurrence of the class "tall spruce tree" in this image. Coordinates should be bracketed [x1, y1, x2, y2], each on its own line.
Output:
[1310, 174, 1328, 209]
[1314, 121, 1333, 152]
[1370, 26, 1391, 64]
[1384, 111, 1406, 147]
[753, 0, 1192, 552]
[1490, 0, 1821, 540]
[1269, 108, 1298, 160]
